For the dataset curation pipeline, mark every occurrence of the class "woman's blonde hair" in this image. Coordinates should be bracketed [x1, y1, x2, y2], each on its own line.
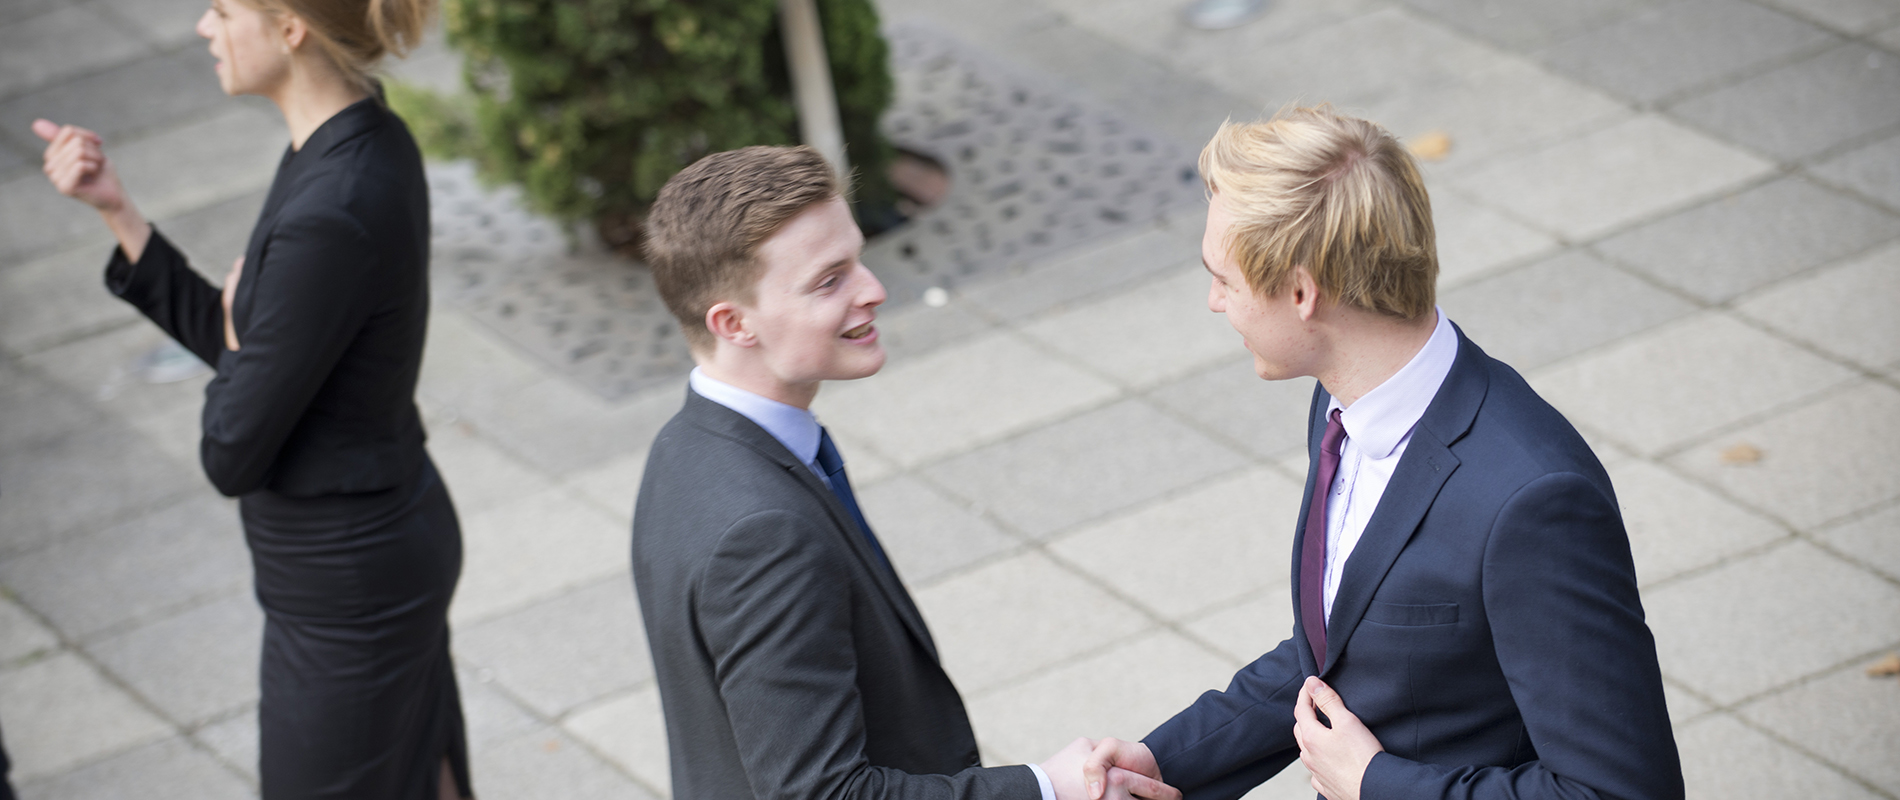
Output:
[1200, 105, 1438, 320]
[246, 0, 435, 92]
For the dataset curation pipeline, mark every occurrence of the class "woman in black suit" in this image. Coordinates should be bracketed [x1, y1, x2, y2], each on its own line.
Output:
[35, 0, 470, 797]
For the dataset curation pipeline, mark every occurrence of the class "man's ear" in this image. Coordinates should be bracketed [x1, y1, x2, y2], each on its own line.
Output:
[1290, 266, 1322, 322]
[705, 301, 756, 348]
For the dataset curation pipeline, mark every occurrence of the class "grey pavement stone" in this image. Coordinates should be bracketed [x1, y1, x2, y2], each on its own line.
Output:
[87, 591, 261, 725]
[1758, 0, 1900, 32]
[824, 429, 900, 487]
[562, 685, 670, 797]
[22, 322, 213, 469]
[0, 171, 115, 266]
[1818, 502, 1900, 581]
[0, 49, 229, 157]
[108, 105, 284, 221]
[1735, 240, 1900, 372]
[922, 400, 1248, 539]
[1608, 461, 1789, 587]
[1188, 7, 1505, 109]
[416, 311, 548, 414]
[1538, 0, 1836, 105]
[469, 728, 657, 800]
[1146, 361, 1317, 461]
[16, 735, 254, 800]
[1440, 250, 1697, 371]
[560, 450, 645, 527]
[1669, 43, 1900, 161]
[455, 663, 545, 752]
[0, 136, 27, 179]
[0, 418, 198, 556]
[1368, 55, 1633, 171]
[450, 486, 628, 626]
[1670, 380, 1900, 530]
[1397, 0, 1661, 49]
[1049, 466, 1302, 620]
[0, 493, 244, 641]
[0, 243, 140, 355]
[152, 189, 268, 274]
[455, 577, 650, 719]
[0, 359, 95, 452]
[855, 476, 1019, 587]
[1429, 188, 1560, 287]
[0, 6, 149, 99]
[1662, 678, 1713, 725]
[960, 226, 1197, 321]
[1448, 114, 1774, 241]
[1879, 19, 1900, 49]
[814, 331, 1119, 468]
[1644, 540, 1900, 703]
[1594, 176, 1900, 302]
[189, 707, 257, 784]
[912, 551, 1151, 694]
[1675, 713, 1882, 799]
[384, 27, 464, 97]
[964, 629, 1236, 764]
[0, 0, 61, 26]
[1530, 312, 1857, 455]
[426, 421, 556, 517]
[1020, 268, 1238, 389]
[1739, 655, 1900, 792]
[90, 0, 219, 48]
[0, 650, 171, 782]
[0, 594, 56, 666]
[1811, 132, 1900, 209]
[448, 371, 679, 479]
[1042, 0, 1379, 67]
[1183, 594, 1287, 665]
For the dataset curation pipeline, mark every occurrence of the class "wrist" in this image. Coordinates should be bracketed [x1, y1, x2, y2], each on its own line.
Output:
[99, 203, 151, 262]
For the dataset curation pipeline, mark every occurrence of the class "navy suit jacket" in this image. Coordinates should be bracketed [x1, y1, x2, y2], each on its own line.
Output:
[1144, 327, 1683, 799]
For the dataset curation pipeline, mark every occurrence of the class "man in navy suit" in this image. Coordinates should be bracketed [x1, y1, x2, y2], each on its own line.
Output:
[1076, 107, 1682, 799]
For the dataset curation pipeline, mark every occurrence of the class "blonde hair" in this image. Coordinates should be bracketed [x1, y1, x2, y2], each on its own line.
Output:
[246, 0, 435, 92]
[1200, 105, 1437, 320]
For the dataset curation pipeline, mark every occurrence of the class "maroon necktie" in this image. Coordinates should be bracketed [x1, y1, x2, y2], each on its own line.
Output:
[1301, 408, 1347, 673]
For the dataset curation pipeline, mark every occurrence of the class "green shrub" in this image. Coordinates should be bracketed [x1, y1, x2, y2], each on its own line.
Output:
[396, 0, 897, 254]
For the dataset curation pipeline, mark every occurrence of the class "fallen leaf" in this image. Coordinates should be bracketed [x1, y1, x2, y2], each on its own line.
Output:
[1408, 131, 1453, 161]
[1868, 653, 1900, 678]
[1720, 443, 1762, 464]
[542, 739, 563, 752]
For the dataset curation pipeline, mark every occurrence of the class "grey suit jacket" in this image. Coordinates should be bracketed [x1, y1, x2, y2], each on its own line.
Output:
[632, 388, 1040, 800]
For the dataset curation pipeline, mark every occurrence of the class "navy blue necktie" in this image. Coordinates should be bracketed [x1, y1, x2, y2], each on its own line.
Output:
[815, 427, 891, 571]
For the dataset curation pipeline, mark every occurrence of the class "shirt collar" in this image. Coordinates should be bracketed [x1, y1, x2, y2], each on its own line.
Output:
[1327, 308, 1458, 459]
[689, 367, 823, 467]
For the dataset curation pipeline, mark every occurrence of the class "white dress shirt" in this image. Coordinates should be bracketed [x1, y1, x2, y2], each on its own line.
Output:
[1321, 309, 1459, 623]
[687, 369, 1059, 798]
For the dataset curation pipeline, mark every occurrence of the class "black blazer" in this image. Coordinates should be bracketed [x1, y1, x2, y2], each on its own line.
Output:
[106, 97, 431, 497]
[1143, 328, 1683, 799]
[632, 389, 1040, 800]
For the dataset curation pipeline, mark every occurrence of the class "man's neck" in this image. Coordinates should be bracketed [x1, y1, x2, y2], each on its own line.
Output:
[1315, 308, 1438, 409]
[697, 357, 819, 410]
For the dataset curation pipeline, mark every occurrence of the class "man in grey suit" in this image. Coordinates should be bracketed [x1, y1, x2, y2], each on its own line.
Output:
[632, 146, 1175, 800]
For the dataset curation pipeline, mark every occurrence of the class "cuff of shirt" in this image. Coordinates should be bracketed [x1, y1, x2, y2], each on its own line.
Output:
[1026, 763, 1057, 800]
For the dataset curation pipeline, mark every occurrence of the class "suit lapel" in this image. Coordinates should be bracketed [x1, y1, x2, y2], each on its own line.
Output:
[680, 391, 942, 662]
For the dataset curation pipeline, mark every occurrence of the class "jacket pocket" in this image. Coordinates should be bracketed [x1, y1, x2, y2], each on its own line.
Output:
[1363, 601, 1459, 626]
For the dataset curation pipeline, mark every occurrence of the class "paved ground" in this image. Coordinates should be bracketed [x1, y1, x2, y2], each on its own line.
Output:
[3, 0, 1899, 797]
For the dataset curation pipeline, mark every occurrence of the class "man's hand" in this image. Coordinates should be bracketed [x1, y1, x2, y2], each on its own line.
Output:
[1293, 677, 1383, 800]
[1077, 738, 1178, 800]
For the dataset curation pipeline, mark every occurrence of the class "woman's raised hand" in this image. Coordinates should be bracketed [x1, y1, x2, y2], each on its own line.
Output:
[33, 119, 125, 212]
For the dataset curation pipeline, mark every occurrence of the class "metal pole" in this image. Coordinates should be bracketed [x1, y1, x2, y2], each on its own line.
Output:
[780, 0, 851, 178]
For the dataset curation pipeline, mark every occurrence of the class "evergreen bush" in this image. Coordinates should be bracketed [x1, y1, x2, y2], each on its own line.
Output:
[397, 0, 898, 255]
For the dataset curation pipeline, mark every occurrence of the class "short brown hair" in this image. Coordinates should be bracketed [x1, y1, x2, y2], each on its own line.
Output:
[240, 0, 434, 93]
[647, 145, 843, 351]
[1201, 106, 1437, 319]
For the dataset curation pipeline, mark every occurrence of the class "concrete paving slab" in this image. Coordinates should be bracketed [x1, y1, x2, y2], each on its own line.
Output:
[449, 486, 628, 626]
[824, 429, 900, 487]
[1146, 361, 1316, 462]
[1020, 268, 1237, 389]
[1878, 19, 1900, 48]
[0, 0, 61, 26]
[108, 106, 284, 222]
[1669, 43, 1900, 161]
[1608, 461, 1789, 587]
[0, 650, 171, 781]
[90, 0, 217, 48]
[0, 136, 27, 180]
[1448, 114, 1774, 241]
[455, 663, 545, 752]
[1675, 713, 1881, 799]
[1397, 0, 1660, 49]
[1183, 594, 1288, 665]
[425, 422, 556, 517]
[0, 419, 198, 556]
[21, 322, 214, 469]
[469, 728, 657, 800]
[1189, 7, 1506, 109]
[1044, 0, 1379, 65]
[0, 493, 244, 641]
[960, 226, 1196, 322]
[189, 707, 257, 784]
[1596, 177, 1900, 302]
[1811, 132, 1900, 210]
[449, 373, 679, 479]
[1530, 312, 1857, 456]
[562, 685, 670, 797]
[1441, 250, 1697, 371]
[1538, 0, 1836, 105]
[0, 359, 96, 452]
[855, 475, 1020, 588]
[1428, 188, 1561, 287]
[454, 577, 651, 719]
[1739, 654, 1900, 792]
[1644, 540, 1900, 704]
[16, 735, 254, 800]
[1671, 380, 1900, 530]
[0, 6, 149, 99]
[1049, 466, 1301, 620]
[559, 449, 646, 528]
[0, 49, 228, 156]
[923, 400, 1248, 539]
[0, 171, 116, 266]
[964, 629, 1236, 764]
[87, 591, 260, 725]
[1758, 0, 1900, 32]
[1239, 765, 1325, 800]
[0, 243, 140, 356]
[1817, 502, 1900, 582]
[1734, 240, 1900, 371]
[912, 550, 1151, 694]
[815, 331, 1120, 468]
[0, 595, 57, 665]
[416, 311, 548, 413]
[1366, 56, 1632, 171]
[1661, 678, 1713, 725]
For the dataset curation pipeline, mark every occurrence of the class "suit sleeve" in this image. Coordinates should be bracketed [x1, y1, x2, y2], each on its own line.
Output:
[696, 509, 1041, 800]
[192, 210, 378, 496]
[105, 228, 227, 366]
[1139, 637, 1304, 799]
[1359, 472, 1684, 800]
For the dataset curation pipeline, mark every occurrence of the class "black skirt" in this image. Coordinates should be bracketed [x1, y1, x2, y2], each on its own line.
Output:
[240, 456, 470, 800]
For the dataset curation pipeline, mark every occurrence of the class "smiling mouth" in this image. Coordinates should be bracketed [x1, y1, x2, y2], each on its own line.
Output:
[841, 322, 874, 340]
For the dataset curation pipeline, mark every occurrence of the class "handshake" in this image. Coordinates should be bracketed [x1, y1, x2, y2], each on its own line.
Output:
[1038, 738, 1175, 800]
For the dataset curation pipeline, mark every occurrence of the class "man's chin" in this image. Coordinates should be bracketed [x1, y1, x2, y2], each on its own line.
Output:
[829, 348, 887, 381]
